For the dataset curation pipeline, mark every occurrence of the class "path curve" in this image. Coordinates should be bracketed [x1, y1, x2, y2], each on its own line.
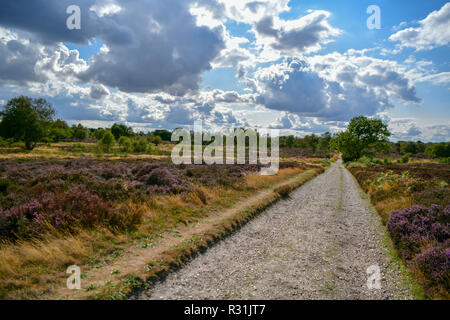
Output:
[138, 159, 414, 300]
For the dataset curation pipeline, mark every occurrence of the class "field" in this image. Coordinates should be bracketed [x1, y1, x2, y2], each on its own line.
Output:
[0, 142, 328, 299]
[348, 161, 449, 299]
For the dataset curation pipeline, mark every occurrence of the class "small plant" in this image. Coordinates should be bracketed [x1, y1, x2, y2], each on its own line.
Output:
[400, 153, 411, 164]
[111, 269, 121, 275]
[84, 284, 98, 291]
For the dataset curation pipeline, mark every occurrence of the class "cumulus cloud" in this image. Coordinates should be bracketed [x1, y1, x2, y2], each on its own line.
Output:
[253, 54, 419, 121]
[389, 2, 450, 50]
[89, 83, 109, 99]
[388, 119, 450, 142]
[0, 0, 225, 95]
[218, 0, 290, 24]
[254, 10, 341, 57]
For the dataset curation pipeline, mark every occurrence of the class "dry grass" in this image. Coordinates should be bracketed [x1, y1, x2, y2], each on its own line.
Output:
[245, 167, 305, 189]
[375, 197, 413, 224]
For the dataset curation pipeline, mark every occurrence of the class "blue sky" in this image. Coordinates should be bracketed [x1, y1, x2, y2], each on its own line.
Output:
[0, 0, 449, 141]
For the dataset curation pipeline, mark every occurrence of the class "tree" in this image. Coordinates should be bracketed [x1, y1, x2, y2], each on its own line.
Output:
[286, 135, 295, 148]
[49, 119, 72, 141]
[118, 136, 132, 152]
[304, 134, 319, 153]
[98, 131, 115, 152]
[330, 116, 391, 162]
[111, 123, 134, 140]
[425, 142, 450, 158]
[132, 139, 148, 153]
[152, 129, 172, 141]
[318, 132, 331, 151]
[0, 96, 55, 150]
[404, 141, 418, 154]
[152, 135, 162, 146]
[71, 124, 88, 140]
[93, 128, 106, 140]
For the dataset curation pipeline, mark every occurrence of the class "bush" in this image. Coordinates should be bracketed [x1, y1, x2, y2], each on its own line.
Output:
[132, 139, 148, 153]
[387, 205, 449, 259]
[412, 187, 450, 208]
[118, 136, 132, 152]
[413, 245, 450, 297]
[400, 153, 410, 164]
[98, 131, 115, 152]
[143, 168, 187, 193]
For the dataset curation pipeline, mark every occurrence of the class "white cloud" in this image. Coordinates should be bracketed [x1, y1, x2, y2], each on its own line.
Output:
[254, 10, 341, 58]
[253, 53, 420, 121]
[389, 3, 450, 50]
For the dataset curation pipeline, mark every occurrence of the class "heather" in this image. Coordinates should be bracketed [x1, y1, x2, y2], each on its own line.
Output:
[0, 158, 302, 242]
[387, 205, 449, 298]
[349, 162, 450, 298]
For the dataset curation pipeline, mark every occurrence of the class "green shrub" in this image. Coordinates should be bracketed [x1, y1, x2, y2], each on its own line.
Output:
[118, 136, 132, 152]
[98, 131, 115, 152]
[132, 139, 148, 153]
[400, 153, 410, 164]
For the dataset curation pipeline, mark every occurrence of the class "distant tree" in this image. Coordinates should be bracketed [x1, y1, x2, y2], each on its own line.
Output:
[304, 134, 319, 153]
[111, 123, 134, 140]
[318, 132, 332, 151]
[152, 135, 162, 146]
[286, 135, 295, 148]
[330, 116, 391, 162]
[152, 129, 172, 141]
[71, 124, 89, 140]
[404, 141, 418, 154]
[98, 131, 115, 152]
[49, 119, 71, 141]
[93, 128, 106, 140]
[0, 96, 55, 150]
[425, 142, 450, 158]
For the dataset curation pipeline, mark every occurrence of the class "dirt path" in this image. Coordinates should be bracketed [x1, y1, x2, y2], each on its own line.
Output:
[138, 159, 415, 300]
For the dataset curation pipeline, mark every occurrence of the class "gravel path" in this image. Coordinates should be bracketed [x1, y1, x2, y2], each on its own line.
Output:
[138, 160, 414, 300]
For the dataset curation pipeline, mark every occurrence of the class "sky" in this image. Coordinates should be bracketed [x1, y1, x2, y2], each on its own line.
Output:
[0, 0, 449, 142]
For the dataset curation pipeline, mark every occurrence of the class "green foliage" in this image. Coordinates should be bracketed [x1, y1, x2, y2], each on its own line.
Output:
[111, 123, 134, 140]
[400, 153, 411, 164]
[286, 135, 295, 148]
[93, 128, 106, 140]
[118, 136, 132, 152]
[0, 96, 55, 150]
[49, 119, 72, 141]
[345, 156, 383, 167]
[331, 116, 391, 162]
[98, 131, 115, 152]
[152, 135, 162, 146]
[425, 142, 450, 158]
[71, 124, 89, 141]
[151, 130, 172, 141]
[132, 139, 148, 153]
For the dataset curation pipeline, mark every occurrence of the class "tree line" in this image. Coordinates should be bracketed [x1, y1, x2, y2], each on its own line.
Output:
[0, 96, 172, 151]
[0, 96, 448, 160]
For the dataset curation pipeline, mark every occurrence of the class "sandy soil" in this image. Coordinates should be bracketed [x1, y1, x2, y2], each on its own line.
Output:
[138, 159, 415, 300]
